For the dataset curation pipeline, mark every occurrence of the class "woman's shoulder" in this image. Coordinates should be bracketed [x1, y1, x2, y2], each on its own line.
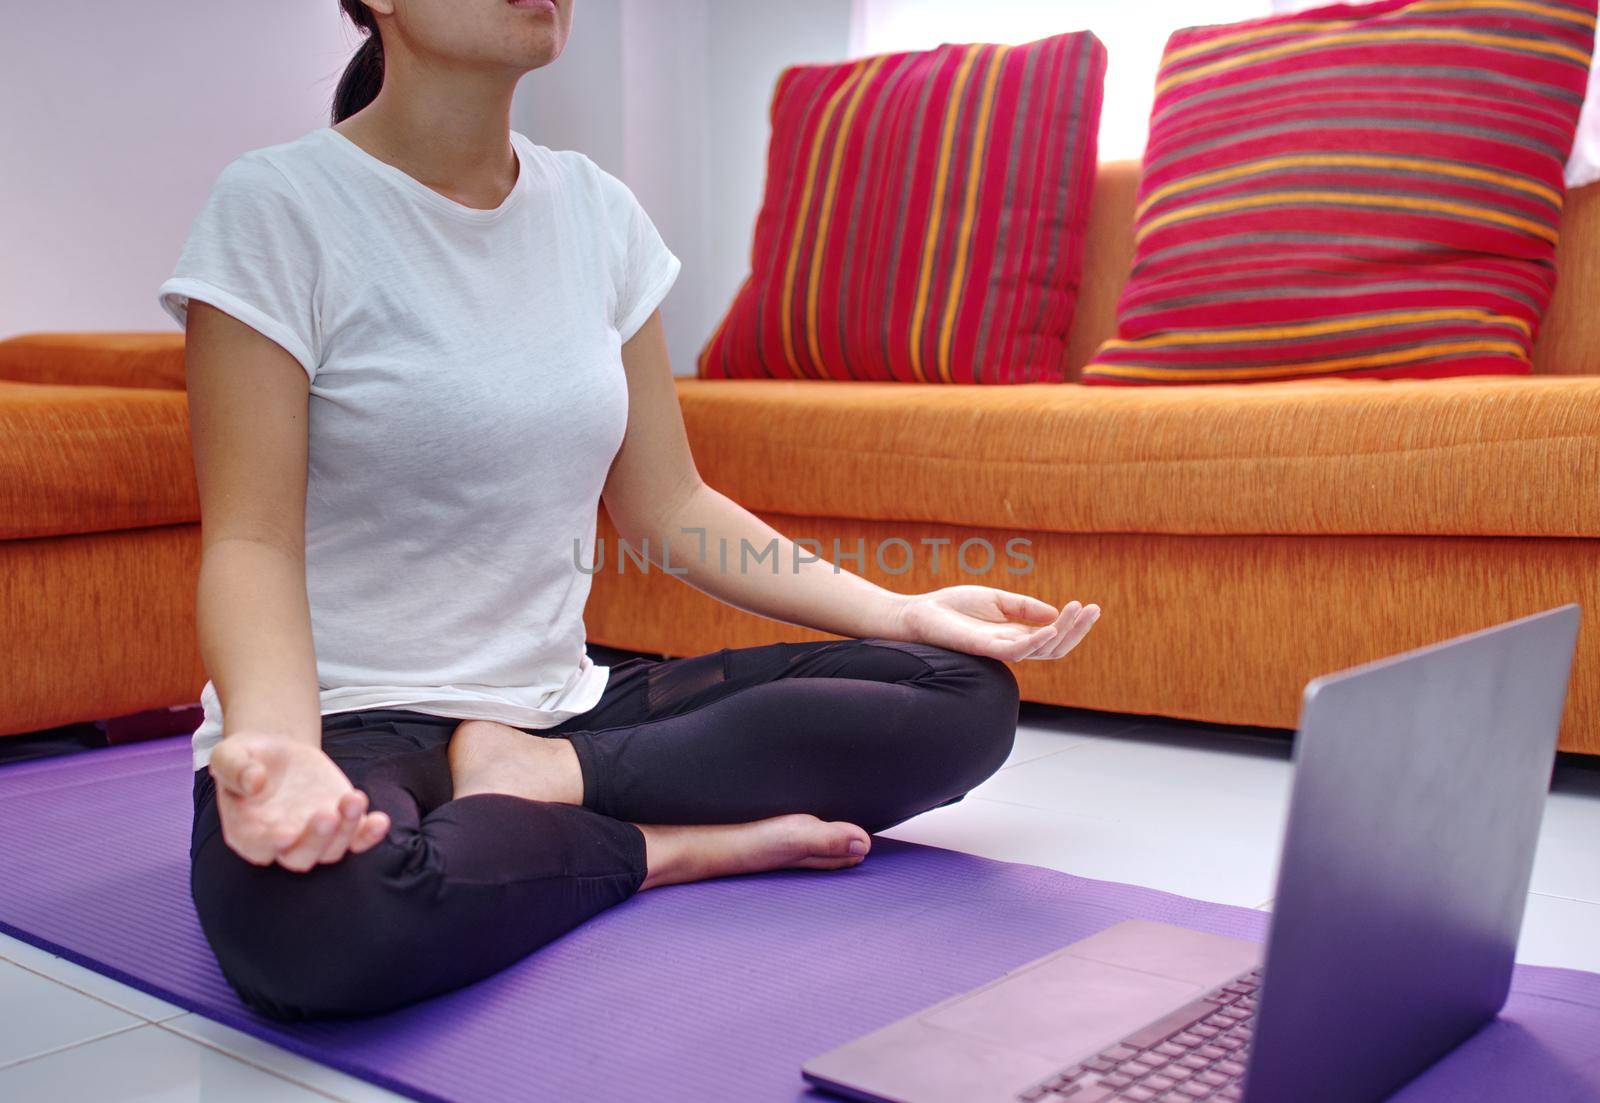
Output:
[505, 133, 643, 233]
[180, 133, 344, 249]
[236, 127, 336, 167]
[207, 129, 342, 209]
[513, 134, 637, 209]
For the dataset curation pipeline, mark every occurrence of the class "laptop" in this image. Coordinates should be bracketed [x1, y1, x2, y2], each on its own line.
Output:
[803, 606, 1580, 1103]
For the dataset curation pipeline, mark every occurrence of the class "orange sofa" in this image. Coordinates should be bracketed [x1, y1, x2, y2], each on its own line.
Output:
[3, 162, 1598, 753]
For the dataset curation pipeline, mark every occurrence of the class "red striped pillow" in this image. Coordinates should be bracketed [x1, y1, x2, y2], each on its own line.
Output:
[699, 33, 1107, 383]
[1083, 0, 1597, 386]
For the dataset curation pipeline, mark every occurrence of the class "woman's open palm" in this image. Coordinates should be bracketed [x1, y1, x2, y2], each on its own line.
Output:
[896, 586, 1100, 663]
[210, 733, 390, 872]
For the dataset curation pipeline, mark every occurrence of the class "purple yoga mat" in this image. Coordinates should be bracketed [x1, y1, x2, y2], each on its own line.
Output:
[2, 738, 1598, 1103]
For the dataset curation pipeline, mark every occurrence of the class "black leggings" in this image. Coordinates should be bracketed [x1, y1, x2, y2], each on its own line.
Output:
[189, 638, 1019, 1021]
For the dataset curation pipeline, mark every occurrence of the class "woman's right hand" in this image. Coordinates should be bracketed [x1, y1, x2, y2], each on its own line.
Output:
[208, 732, 391, 872]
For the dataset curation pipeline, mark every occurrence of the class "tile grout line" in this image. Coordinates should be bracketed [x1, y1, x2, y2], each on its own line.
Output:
[0, 1021, 147, 1074]
[0, 951, 340, 1093]
[1016, 719, 1152, 747]
[157, 1018, 352, 1103]
[999, 739, 1102, 771]
[962, 793, 1127, 823]
[0, 950, 181, 1024]
[1527, 889, 1600, 907]
[992, 737, 1111, 774]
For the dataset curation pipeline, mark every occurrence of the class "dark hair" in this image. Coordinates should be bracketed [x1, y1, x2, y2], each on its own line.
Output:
[333, 1, 383, 124]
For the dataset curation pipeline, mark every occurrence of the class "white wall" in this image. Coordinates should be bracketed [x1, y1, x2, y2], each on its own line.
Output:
[0, 0, 854, 367]
[701, 1, 857, 369]
[0, 1, 355, 339]
[16, 1, 1592, 353]
[514, 0, 855, 374]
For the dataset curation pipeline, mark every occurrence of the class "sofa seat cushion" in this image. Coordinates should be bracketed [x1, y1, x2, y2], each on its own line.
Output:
[677, 375, 1600, 538]
[0, 382, 197, 541]
[0, 333, 186, 391]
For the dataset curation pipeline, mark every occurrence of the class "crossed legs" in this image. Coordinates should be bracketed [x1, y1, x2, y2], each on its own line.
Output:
[189, 639, 1018, 1020]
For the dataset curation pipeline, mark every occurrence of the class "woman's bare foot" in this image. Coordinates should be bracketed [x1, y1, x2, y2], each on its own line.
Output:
[637, 813, 871, 890]
[448, 724, 870, 889]
[447, 719, 583, 804]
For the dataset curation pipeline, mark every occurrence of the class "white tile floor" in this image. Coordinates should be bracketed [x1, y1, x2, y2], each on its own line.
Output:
[3, 707, 1597, 1102]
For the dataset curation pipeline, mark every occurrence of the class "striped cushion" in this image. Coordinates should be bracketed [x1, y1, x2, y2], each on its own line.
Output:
[699, 33, 1107, 383]
[1082, 0, 1597, 386]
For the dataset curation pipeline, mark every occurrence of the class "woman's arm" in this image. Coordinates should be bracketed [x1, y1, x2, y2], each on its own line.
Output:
[602, 313, 1099, 662]
[186, 303, 388, 870]
[188, 303, 320, 741]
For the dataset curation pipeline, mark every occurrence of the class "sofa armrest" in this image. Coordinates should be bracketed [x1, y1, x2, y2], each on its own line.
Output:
[0, 332, 186, 391]
[0, 380, 196, 541]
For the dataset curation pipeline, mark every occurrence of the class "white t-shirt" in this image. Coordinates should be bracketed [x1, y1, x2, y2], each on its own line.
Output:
[159, 127, 680, 769]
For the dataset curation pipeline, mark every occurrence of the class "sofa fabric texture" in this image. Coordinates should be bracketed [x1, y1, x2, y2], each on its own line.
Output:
[0, 332, 186, 391]
[2, 526, 204, 738]
[699, 32, 1107, 384]
[2, 166, 1598, 752]
[672, 376, 1600, 539]
[1083, 0, 1598, 385]
[585, 512, 1600, 755]
[0, 381, 195, 541]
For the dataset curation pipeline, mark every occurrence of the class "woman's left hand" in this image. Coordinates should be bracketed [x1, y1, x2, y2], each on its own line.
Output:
[892, 586, 1100, 663]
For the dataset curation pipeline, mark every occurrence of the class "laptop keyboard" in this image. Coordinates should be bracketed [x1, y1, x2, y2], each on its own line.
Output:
[1016, 968, 1260, 1102]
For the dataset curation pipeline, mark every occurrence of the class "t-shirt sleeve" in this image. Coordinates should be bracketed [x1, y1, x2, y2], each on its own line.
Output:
[157, 154, 323, 380]
[592, 163, 681, 344]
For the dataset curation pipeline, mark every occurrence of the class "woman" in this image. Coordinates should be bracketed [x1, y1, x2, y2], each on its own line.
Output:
[162, 0, 1100, 1023]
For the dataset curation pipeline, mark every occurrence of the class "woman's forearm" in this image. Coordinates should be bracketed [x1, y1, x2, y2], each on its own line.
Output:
[197, 536, 323, 744]
[621, 482, 911, 640]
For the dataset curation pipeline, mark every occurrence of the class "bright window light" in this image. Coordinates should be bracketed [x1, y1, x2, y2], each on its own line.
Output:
[848, 0, 1269, 161]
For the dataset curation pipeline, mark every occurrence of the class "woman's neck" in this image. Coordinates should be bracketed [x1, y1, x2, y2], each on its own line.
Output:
[333, 56, 521, 210]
